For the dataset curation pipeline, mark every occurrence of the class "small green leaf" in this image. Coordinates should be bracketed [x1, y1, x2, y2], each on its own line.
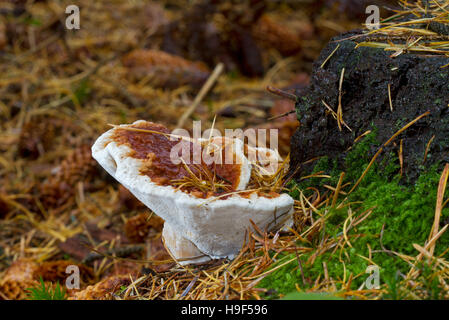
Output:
[26, 277, 67, 300]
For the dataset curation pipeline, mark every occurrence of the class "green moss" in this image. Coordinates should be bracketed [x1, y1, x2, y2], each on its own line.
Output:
[259, 131, 449, 298]
[296, 96, 312, 121]
[281, 291, 343, 300]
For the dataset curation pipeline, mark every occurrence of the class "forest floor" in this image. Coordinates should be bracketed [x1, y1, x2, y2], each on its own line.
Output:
[0, 0, 448, 300]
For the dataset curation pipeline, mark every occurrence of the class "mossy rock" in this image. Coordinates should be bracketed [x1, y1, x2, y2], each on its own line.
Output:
[268, 30, 449, 298]
[290, 30, 449, 183]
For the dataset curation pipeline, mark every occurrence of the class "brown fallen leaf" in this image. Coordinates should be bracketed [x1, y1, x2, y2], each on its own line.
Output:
[85, 222, 129, 244]
[58, 235, 91, 262]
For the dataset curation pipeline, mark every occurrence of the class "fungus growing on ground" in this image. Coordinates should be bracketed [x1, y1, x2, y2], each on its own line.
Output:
[92, 120, 293, 265]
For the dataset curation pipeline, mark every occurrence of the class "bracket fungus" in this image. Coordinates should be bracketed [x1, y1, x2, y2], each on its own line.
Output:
[92, 120, 293, 265]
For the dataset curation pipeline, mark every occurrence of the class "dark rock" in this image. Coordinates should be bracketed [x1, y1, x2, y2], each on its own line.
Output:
[290, 31, 449, 183]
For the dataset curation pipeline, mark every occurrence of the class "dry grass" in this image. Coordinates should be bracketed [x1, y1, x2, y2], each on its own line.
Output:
[353, 0, 449, 59]
[0, 0, 303, 299]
